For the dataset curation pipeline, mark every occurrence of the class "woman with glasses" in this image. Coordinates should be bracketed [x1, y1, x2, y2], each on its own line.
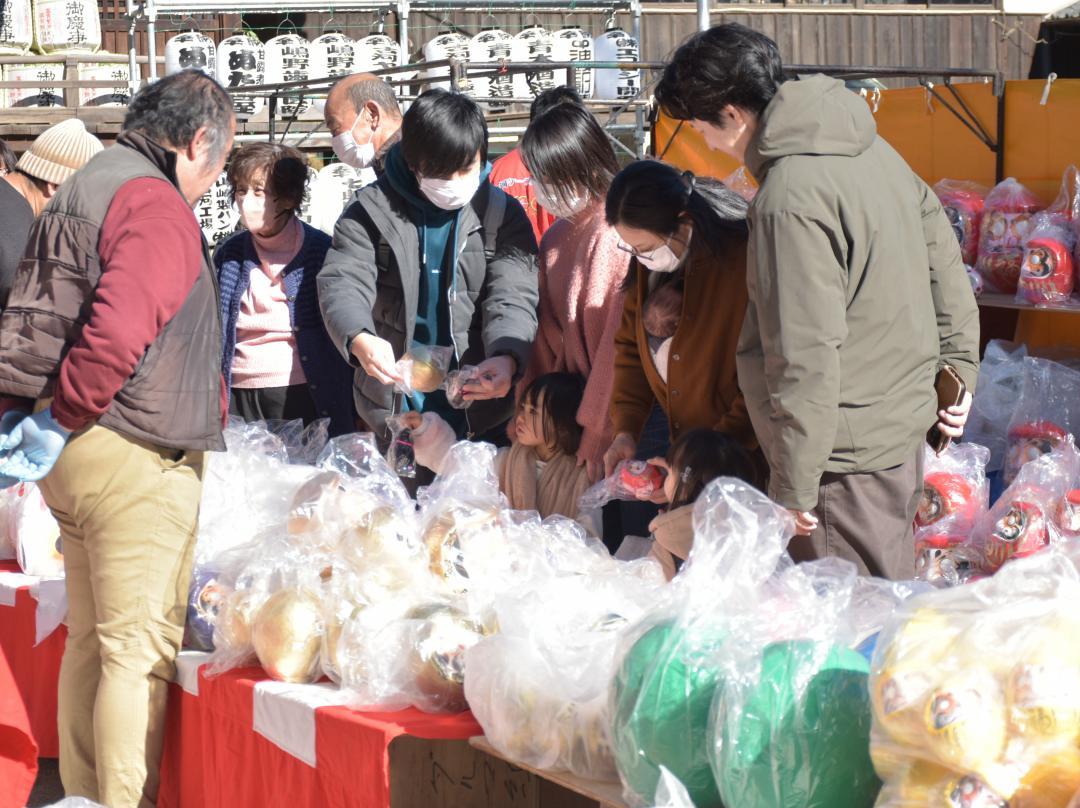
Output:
[516, 103, 630, 481]
[602, 159, 757, 479]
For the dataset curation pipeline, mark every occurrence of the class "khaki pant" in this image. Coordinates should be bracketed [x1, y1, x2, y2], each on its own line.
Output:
[39, 425, 204, 808]
[787, 448, 923, 581]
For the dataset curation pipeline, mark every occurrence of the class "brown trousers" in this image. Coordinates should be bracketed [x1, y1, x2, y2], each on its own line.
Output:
[787, 448, 923, 580]
[39, 425, 204, 808]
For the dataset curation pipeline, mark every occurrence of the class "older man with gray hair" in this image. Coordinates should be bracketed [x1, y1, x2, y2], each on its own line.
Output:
[0, 69, 234, 807]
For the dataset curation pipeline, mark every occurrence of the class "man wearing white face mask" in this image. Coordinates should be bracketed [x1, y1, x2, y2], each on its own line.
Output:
[324, 72, 403, 184]
[319, 89, 539, 464]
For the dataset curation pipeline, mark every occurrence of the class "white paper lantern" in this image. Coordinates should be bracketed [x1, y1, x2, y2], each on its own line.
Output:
[306, 163, 368, 235]
[2, 63, 64, 107]
[469, 29, 513, 111]
[195, 171, 240, 248]
[165, 30, 216, 77]
[511, 27, 555, 100]
[356, 33, 403, 74]
[217, 33, 264, 118]
[0, 0, 33, 56]
[264, 33, 310, 119]
[422, 32, 470, 93]
[551, 27, 593, 100]
[77, 61, 130, 107]
[593, 28, 640, 101]
[10, 483, 63, 579]
[311, 32, 355, 79]
[33, 0, 101, 54]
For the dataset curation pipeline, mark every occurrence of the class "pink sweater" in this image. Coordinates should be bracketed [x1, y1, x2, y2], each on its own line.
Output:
[520, 200, 630, 468]
[232, 217, 306, 389]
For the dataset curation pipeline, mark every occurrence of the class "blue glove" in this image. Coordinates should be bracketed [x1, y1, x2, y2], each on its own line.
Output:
[0, 410, 71, 482]
[0, 410, 29, 489]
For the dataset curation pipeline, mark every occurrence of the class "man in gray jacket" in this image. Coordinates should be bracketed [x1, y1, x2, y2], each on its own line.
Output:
[319, 89, 538, 446]
[655, 24, 980, 580]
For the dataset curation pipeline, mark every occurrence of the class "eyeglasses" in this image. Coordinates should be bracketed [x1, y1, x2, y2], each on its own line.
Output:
[616, 232, 678, 259]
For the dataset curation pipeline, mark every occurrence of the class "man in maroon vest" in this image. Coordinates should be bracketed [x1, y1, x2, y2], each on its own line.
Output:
[0, 71, 234, 807]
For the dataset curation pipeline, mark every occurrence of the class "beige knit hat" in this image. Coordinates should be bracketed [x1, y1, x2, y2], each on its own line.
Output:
[16, 119, 104, 186]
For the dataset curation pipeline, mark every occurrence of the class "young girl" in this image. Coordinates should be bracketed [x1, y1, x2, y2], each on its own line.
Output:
[403, 373, 597, 531]
[644, 428, 760, 580]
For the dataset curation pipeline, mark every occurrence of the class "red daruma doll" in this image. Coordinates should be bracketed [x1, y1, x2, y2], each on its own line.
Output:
[976, 178, 1043, 294]
[934, 179, 987, 267]
[1018, 216, 1076, 306]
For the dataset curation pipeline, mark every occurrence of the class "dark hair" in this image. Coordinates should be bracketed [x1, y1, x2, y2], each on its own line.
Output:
[341, 75, 402, 120]
[529, 86, 583, 122]
[521, 104, 618, 204]
[0, 138, 16, 172]
[227, 141, 309, 213]
[14, 169, 52, 194]
[606, 160, 748, 265]
[520, 372, 585, 457]
[124, 70, 234, 163]
[401, 89, 487, 178]
[655, 23, 785, 123]
[666, 428, 758, 510]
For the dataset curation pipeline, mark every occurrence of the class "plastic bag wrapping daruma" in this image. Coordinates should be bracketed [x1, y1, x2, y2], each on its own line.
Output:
[579, 460, 667, 510]
[608, 478, 796, 808]
[385, 413, 417, 479]
[967, 340, 1028, 473]
[913, 442, 991, 587]
[933, 178, 989, 268]
[975, 177, 1044, 294]
[964, 438, 1080, 576]
[1017, 212, 1077, 307]
[10, 482, 63, 577]
[0, 486, 18, 560]
[708, 556, 887, 808]
[870, 545, 1080, 806]
[464, 554, 665, 780]
[394, 345, 454, 396]
[263, 417, 331, 465]
[647, 767, 695, 808]
[1003, 357, 1080, 484]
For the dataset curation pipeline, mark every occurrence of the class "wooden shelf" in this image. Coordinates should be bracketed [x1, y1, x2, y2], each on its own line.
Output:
[977, 292, 1080, 314]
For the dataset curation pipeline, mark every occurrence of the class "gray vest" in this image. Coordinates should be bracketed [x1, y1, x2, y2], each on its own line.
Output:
[0, 132, 225, 451]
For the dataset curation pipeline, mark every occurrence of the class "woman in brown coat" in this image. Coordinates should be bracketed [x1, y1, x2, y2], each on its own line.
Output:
[602, 160, 755, 477]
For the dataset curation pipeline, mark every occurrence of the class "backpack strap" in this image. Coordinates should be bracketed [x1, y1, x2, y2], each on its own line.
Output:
[481, 185, 506, 260]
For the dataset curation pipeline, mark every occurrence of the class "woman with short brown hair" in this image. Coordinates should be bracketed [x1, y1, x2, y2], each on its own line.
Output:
[215, 141, 355, 434]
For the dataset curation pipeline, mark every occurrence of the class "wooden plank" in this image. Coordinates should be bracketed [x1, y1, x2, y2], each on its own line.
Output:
[469, 737, 629, 808]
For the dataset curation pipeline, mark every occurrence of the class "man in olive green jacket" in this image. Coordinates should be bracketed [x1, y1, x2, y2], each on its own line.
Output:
[655, 24, 980, 579]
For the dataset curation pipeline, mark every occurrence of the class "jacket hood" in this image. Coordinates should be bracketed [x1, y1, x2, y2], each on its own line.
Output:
[383, 143, 493, 216]
[746, 74, 877, 180]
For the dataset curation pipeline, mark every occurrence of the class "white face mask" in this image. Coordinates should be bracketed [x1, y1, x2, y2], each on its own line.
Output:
[533, 181, 588, 220]
[239, 191, 286, 236]
[636, 228, 693, 273]
[331, 111, 376, 169]
[419, 172, 482, 211]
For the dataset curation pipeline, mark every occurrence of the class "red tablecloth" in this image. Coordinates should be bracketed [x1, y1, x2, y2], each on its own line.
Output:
[0, 647, 37, 808]
[159, 664, 482, 808]
[0, 559, 64, 758]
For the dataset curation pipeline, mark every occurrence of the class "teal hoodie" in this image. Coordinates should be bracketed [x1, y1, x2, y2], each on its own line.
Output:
[383, 145, 492, 421]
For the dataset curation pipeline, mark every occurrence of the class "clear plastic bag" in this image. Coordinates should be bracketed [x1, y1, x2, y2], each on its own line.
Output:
[445, 365, 480, 409]
[1017, 213, 1077, 307]
[934, 178, 989, 267]
[870, 545, 1080, 805]
[1004, 357, 1080, 484]
[967, 437, 1080, 575]
[648, 767, 695, 808]
[10, 482, 63, 578]
[913, 442, 990, 587]
[975, 177, 1044, 294]
[722, 167, 758, 202]
[580, 460, 667, 510]
[464, 554, 665, 780]
[395, 345, 454, 396]
[385, 414, 417, 479]
[966, 340, 1028, 473]
[264, 418, 331, 465]
[608, 479, 796, 807]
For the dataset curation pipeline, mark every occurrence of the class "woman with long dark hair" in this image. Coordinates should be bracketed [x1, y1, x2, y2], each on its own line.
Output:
[517, 103, 629, 480]
[602, 159, 756, 476]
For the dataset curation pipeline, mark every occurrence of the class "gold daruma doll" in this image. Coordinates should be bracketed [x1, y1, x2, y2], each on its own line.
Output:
[252, 588, 324, 683]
